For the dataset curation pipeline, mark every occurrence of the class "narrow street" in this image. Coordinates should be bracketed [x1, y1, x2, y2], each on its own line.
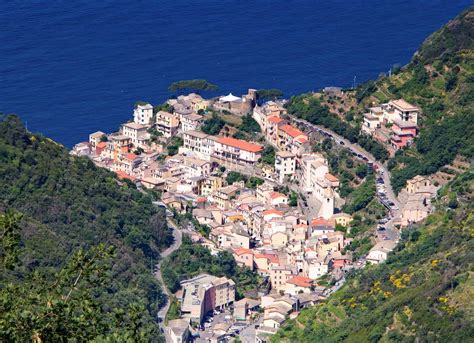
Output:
[155, 218, 182, 340]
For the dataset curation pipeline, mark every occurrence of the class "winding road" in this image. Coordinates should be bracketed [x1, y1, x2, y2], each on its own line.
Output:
[155, 218, 182, 339]
[291, 116, 401, 241]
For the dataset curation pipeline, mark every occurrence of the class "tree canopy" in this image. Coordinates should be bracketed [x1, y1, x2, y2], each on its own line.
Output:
[168, 79, 218, 92]
[0, 114, 173, 340]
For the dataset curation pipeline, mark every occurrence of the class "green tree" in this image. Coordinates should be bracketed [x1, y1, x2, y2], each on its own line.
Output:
[168, 79, 218, 93]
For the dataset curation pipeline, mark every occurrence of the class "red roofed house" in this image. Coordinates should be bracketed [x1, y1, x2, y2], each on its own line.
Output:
[254, 253, 280, 275]
[233, 248, 254, 270]
[390, 119, 418, 150]
[95, 141, 107, 156]
[284, 276, 314, 295]
[265, 116, 286, 145]
[270, 192, 288, 206]
[262, 208, 284, 222]
[213, 137, 263, 166]
[310, 217, 335, 236]
[324, 173, 340, 188]
[277, 124, 309, 155]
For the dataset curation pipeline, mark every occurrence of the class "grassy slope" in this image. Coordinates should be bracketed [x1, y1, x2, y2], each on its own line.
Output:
[274, 9, 474, 342]
[273, 171, 474, 343]
[357, 7, 474, 192]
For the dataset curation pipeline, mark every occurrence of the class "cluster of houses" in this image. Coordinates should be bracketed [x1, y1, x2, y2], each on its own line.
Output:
[361, 99, 420, 151]
[72, 90, 410, 341]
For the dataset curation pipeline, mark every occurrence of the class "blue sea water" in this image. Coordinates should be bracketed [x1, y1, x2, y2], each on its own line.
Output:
[0, 0, 472, 147]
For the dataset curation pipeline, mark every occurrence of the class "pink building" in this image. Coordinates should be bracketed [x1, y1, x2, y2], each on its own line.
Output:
[390, 120, 417, 150]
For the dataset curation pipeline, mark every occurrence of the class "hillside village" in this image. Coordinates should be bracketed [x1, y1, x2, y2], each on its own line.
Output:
[72, 88, 444, 342]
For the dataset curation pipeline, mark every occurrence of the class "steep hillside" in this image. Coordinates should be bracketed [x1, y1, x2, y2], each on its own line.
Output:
[274, 9, 474, 342]
[0, 115, 173, 340]
[273, 170, 474, 342]
[356, 7, 474, 192]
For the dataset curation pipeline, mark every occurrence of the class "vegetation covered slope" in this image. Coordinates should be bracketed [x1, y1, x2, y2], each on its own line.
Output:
[356, 7, 474, 192]
[273, 170, 474, 342]
[0, 115, 173, 340]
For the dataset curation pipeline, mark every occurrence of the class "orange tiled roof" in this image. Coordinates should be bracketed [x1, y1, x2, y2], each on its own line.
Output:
[115, 171, 136, 181]
[279, 124, 306, 138]
[295, 136, 308, 143]
[263, 208, 284, 217]
[325, 173, 339, 182]
[233, 248, 253, 256]
[96, 142, 107, 149]
[217, 136, 263, 153]
[270, 191, 287, 200]
[286, 275, 313, 288]
[126, 153, 138, 161]
[267, 116, 284, 124]
[311, 217, 331, 226]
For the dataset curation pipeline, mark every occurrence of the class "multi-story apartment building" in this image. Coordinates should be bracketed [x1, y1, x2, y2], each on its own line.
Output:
[182, 130, 214, 160]
[213, 137, 263, 166]
[180, 113, 204, 132]
[156, 111, 180, 138]
[121, 122, 150, 147]
[133, 103, 153, 125]
[275, 151, 296, 182]
[180, 274, 235, 324]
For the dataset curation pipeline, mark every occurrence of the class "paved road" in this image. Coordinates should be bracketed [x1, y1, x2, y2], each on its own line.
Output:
[291, 116, 401, 243]
[155, 218, 182, 340]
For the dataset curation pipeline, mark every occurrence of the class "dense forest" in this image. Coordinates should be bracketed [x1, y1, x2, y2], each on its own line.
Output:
[0, 115, 173, 340]
[273, 170, 474, 342]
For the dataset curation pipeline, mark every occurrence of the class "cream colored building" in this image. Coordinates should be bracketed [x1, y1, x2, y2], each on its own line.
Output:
[156, 111, 180, 138]
[275, 151, 296, 183]
[180, 113, 203, 132]
[182, 130, 214, 160]
[269, 265, 296, 292]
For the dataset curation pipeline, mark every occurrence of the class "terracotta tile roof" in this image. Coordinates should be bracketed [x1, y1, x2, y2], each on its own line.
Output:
[270, 191, 287, 200]
[126, 153, 138, 161]
[279, 124, 307, 138]
[233, 248, 253, 256]
[263, 208, 284, 217]
[267, 116, 284, 124]
[196, 197, 207, 203]
[286, 275, 313, 288]
[295, 223, 308, 229]
[254, 253, 279, 264]
[216, 136, 263, 153]
[115, 171, 136, 181]
[325, 173, 339, 182]
[96, 142, 106, 149]
[295, 136, 308, 143]
[311, 217, 332, 227]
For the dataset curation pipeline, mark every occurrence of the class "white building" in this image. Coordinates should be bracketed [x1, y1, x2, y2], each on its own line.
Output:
[366, 241, 396, 264]
[275, 151, 296, 183]
[213, 136, 263, 166]
[381, 99, 419, 125]
[133, 103, 153, 125]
